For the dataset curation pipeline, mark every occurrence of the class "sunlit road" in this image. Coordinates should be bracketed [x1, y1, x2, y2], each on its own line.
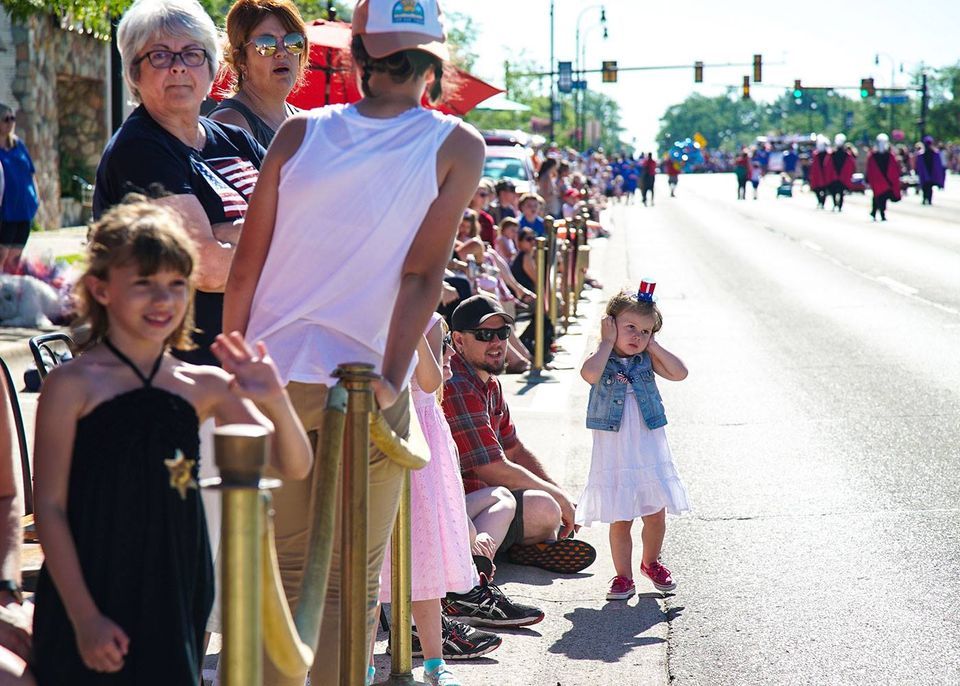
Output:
[608, 173, 960, 685]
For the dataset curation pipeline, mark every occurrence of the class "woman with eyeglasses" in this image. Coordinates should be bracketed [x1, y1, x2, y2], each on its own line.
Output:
[0, 104, 40, 273]
[209, 0, 308, 148]
[92, 0, 266, 367]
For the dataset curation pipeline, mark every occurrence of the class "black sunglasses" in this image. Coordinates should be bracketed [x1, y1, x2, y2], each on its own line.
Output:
[464, 326, 511, 342]
[247, 32, 305, 57]
[441, 333, 453, 352]
[2, 115, 14, 123]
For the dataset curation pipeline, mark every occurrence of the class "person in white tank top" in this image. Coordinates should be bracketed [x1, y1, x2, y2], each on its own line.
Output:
[223, 1, 485, 684]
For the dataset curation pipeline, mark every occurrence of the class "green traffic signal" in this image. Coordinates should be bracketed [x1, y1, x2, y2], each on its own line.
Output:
[860, 88, 869, 98]
[793, 88, 803, 98]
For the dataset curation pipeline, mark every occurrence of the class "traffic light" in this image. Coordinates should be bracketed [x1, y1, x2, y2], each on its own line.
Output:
[793, 79, 803, 99]
[753, 54, 762, 83]
[742, 75, 750, 100]
[602, 60, 618, 83]
[860, 77, 875, 98]
[694, 61, 703, 83]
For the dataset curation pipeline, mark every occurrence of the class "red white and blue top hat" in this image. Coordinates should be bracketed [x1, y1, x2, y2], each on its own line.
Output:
[636, 279, 657, 302]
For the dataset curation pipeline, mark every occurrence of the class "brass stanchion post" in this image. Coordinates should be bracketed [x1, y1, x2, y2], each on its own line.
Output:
[559, 239, 570, 329]
[216, 425, 270, 686]
[544, 217, 557, 326]
[533, 236, 546, 371]
[568, 217, 581, 320]
[375, 469, 425, 685]
[334, 363, 378, 686]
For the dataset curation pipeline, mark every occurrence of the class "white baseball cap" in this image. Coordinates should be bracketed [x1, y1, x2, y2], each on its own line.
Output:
[352, 0, 449, 61]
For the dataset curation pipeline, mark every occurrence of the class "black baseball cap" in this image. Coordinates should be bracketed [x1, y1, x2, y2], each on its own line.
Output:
[494, 179, 516, 193]
[450, 295, 515, 332]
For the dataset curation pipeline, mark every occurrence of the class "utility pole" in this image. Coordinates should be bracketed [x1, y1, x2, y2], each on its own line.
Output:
[549, 0, 555, 144]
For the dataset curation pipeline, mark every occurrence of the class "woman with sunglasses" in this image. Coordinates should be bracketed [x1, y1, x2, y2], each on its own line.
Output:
[93, 0, 266, 367]
[210, 0, 308, 148]
[0, 104, 40, 273]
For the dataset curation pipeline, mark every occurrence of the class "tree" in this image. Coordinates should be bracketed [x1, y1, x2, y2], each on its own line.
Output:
[0, 0, 353, 38]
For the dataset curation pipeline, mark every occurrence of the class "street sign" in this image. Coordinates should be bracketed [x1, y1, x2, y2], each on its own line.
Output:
[573, 80, 587, 90]
[558, 61, 573, 94]
[880, 94, 909, 105]
[552, 102, 562, 122]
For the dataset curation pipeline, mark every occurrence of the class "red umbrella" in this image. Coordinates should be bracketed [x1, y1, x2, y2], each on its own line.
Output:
[212, 19, 501, 116]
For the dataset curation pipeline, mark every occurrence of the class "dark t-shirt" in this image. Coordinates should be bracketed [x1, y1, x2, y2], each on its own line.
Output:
[93, 105, 265, 364]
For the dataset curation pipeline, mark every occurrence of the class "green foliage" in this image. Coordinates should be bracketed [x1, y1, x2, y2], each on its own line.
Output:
[658, 66, 960, 152]
[0, 0, 352, 37]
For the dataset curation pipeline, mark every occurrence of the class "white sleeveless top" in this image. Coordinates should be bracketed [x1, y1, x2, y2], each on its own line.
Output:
[246, 104, 461, 386]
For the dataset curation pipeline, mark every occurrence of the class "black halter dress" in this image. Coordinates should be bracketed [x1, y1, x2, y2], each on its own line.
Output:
[32, 341, 214, 685]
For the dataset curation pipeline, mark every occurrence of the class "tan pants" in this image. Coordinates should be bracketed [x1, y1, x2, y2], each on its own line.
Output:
[263, 382, 409, 686]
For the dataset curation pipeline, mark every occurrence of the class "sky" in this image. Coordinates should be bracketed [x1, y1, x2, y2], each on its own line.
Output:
[441, 0, 960, 152]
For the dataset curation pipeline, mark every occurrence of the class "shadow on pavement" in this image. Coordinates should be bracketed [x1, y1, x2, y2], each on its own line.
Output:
[547, 600, 684, 663]
[491, 561, 593, 586]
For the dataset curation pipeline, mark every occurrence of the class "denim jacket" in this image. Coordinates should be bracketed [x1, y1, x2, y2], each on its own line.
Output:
[585, 352, 667, 432]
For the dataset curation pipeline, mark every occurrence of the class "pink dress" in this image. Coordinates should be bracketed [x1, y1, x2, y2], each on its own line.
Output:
[380, 315, 478, 602]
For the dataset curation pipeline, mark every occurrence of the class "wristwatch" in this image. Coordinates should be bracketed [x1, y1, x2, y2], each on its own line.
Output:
[0, 580, 23, 604]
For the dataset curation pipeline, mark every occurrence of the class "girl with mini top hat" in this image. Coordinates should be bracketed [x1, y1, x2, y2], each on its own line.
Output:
[576, 281, 690, 600]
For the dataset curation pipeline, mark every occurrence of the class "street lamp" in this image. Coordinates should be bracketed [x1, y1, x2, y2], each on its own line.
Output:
[575, 5, 607, 149]
[875, 52, 904, 133]
[578, 23, 608, 149]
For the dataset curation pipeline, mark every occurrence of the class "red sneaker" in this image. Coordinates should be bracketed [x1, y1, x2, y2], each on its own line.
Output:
[606, 575, 636, 600]
[640, 561, 676, 592]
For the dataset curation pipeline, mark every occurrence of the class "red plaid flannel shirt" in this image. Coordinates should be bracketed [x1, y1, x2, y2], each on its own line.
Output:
[442, 353, 518, 493]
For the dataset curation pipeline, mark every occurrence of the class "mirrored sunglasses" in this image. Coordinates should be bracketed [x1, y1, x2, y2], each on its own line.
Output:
[248, 32, 305, 57]
[465, 326, 511, 342]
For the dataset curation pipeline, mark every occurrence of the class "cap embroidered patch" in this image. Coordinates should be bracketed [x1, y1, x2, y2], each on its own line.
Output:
[392, 0, 425, 25]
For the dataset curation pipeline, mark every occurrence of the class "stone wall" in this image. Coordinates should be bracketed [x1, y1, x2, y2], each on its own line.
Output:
[5, 12, 108, 229]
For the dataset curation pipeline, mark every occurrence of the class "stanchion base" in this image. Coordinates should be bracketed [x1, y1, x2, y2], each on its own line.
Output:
[373, 675, 427, 685]
[518, 368, 559, 385]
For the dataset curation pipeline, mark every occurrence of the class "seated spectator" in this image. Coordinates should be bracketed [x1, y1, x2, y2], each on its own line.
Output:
[469, 180, 497, 245]
[442, 295, 596, 574]
[495, 217, 519, 264]
[488, 180, 517, 224]
[517, 193, 545, 237]
[454, 209, 485, 264]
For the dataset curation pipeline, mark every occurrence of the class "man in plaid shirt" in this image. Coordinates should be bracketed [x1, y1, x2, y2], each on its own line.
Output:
[442, 295, 596, 575]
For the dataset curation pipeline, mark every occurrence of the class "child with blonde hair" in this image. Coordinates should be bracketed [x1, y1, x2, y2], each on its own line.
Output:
[577, 281, 690, 599]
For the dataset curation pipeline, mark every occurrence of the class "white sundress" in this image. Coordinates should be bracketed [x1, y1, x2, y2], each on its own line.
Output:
[576, 380, 690, 526]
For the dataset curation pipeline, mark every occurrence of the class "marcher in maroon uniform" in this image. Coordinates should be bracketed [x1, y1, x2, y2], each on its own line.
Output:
[866, 133, 901, 222]
[915, 135, 946, 205]
[825, 133, 856, 213]
[808, 135, 830, 210]
[640, 153, 657, 206]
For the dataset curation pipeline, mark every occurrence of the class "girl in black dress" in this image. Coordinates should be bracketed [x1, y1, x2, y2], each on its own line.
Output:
[30, 198, 311, 685]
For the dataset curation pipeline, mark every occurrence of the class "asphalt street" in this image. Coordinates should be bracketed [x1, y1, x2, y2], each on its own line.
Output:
[608, 174, 960, 685]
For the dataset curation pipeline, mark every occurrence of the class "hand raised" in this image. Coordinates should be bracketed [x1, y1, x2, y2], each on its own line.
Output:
[600, 315, 617, 345]
[211, 332, 284, 403]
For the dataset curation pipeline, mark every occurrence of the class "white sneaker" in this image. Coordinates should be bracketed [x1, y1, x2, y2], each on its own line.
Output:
[425, 662, 462, 686]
